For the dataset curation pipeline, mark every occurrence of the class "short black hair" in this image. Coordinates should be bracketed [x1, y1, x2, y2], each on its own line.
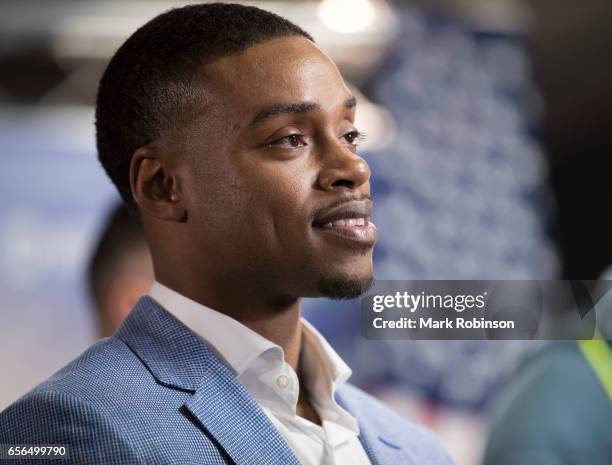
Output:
[95, 3, 313, 212]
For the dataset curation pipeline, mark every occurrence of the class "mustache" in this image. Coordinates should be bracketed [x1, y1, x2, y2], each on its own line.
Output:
[311, 193, 372, 220]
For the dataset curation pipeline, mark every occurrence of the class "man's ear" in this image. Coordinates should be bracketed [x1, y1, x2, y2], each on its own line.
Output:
[129, 145, 187, 222]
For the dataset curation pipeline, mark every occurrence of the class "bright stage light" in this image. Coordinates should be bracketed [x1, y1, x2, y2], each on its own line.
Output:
[317, 0, 376, 34]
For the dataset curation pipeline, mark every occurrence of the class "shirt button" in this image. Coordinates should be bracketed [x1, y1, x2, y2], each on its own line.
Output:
[276, 375, 290, 389]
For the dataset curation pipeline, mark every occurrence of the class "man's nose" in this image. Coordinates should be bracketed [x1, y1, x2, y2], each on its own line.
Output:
[316, 144, 371, 191]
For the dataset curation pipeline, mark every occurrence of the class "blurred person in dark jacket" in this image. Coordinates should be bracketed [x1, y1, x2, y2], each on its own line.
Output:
[87, 203, 154, 337]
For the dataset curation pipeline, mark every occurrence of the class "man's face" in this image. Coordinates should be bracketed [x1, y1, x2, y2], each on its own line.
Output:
[174, 36, 377, 300]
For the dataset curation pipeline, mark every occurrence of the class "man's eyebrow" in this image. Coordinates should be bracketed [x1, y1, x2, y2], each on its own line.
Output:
[251, 96, 357, 125]
[252, 101, 319, 125]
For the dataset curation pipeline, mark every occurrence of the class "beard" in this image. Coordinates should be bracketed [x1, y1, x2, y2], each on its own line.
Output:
[316, 274, 374, 300]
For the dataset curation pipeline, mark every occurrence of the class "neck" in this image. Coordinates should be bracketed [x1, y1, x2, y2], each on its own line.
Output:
[155, 270, 305, 372]
[241, 304, 303, 371]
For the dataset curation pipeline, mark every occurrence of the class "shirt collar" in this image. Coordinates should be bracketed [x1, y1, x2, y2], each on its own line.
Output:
[147, 281, 356, 432]
[300, 318, 352, 396]
[148, 281, 281, 376]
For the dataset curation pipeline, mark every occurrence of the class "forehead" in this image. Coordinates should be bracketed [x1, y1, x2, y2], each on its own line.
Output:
[202, 36, 351, 116]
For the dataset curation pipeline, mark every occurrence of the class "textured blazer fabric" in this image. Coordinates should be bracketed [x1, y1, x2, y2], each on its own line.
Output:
[0, 297, 454, 465]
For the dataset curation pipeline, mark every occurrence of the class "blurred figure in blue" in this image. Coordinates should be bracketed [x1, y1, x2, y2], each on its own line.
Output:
[483, 339, 611, 465]
[483, 272, 612, 465]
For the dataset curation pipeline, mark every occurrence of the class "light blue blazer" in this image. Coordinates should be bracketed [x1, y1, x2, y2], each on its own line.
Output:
[0, 297, 453, 465]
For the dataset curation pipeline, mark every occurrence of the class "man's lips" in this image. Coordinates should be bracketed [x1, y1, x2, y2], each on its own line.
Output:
[312, 199, 377, 246]
[313, 199, 371, 226]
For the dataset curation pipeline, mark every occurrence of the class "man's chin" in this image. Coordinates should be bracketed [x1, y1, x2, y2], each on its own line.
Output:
[315, 275, 374, 300]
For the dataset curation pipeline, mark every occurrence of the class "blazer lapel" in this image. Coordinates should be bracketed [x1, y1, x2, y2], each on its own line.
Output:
[336, 386, 416, 465]
[116, 296, 300, 465]
[185, 370, 300, 465]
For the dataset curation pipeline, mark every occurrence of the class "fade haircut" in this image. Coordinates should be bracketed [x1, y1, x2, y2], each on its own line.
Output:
[95, 3, 313, 213]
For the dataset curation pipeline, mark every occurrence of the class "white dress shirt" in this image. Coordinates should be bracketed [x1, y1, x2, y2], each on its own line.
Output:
[148, 281, 371, 465]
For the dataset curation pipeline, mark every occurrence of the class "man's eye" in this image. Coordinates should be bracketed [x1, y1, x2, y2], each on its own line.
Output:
[342, 130, 366, 146]
[268, 134, 307, 148]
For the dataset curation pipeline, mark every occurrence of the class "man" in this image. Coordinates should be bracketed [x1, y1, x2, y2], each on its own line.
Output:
[484, 273, 612, 465]
[0, 4, 453, 464]
[87, 203, 154, 337]
[483, 340, 612, 465]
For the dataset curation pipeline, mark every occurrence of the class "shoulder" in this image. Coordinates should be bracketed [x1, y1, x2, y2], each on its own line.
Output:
[18, 336, 150, 405]
[483, 342, 612, 465]
[491, 342, 607, 422]
[337, 383, 454, 464]
[0, 337, 150, 464]
[0, 383, 144, 464]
